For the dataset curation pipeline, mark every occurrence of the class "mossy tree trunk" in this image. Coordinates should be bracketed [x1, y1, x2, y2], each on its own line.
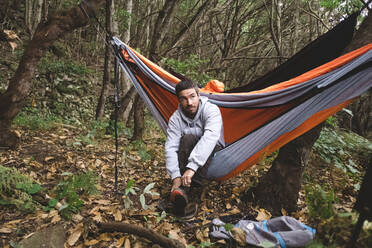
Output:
[0, 0, 105, 149]
[247, 12, 372, 215]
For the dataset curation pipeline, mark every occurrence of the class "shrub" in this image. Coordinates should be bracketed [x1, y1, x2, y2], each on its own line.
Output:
[305, 184, 337, 220]
[0, 165, 43, 212]
[49, 171, 99, 219]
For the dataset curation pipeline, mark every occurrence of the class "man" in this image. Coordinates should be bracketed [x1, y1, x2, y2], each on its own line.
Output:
[165, 79, 224, 210]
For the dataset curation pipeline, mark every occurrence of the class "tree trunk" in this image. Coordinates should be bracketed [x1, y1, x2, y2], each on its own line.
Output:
[245, 123, 324, 215]
[342, 13, 372, 139]
[25, 0, 44, 39]
[0, 0, 105, 148]
[109, 86, 137, 122]
[130, 0, 181, 140]
[115, 0, 133, 123]
[132, 95, 145, 141]
[96, 0, 114, 120]
[246, 12, 372, 215]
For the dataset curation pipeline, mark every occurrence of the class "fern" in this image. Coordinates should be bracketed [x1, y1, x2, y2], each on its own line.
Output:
[0, 165, 43, 212]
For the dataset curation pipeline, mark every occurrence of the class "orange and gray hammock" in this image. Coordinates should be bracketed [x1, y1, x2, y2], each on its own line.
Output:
[111, 13, 372, 181]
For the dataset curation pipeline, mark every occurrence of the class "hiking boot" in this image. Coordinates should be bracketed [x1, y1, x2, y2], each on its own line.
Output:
[170, 188, 188, 215]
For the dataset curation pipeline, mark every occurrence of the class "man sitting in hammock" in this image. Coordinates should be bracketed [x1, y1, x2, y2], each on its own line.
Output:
[165, 79, 225, 213]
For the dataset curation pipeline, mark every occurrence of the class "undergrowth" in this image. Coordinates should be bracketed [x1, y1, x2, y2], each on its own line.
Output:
[0, 165, 43, 212]
[313, 127, 372, 176]
[304, 120, 372, 247]
[13, 107, 63, 130]
[49, 171, 99, 219]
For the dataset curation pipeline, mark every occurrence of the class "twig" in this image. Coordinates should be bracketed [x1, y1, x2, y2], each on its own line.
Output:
[300, 5, 330, 30]
[222, 55, 289, 61]
[98, 222, 185, 248]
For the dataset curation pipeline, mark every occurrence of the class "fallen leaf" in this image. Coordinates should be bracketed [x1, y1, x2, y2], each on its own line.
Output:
[116, 237, 125, 248]
[113, 209, 123, 221]
[133, 242, 142, 248]
[84, 239, 100, 246]
[0, 227, 12, 233]
[226, 203, 232, 209]
[195, 229, 205, 242]
[202, 220, 211, 225]
[281, 208, 287, 216]
[202, 227, 209, 238]
[256, 208, 272, 221]
[124, 238, 131, 248]
[93, 212, 103, 222]
[72, 214, 84, 223]
[95, 199, 111, 205]
[4, 219, 22, 226]
[231, 227, 246, 246]
[155, 222, 173, 234]
[98, 233, 112, 241]
[229, 208, 241, 214]
[51, 213, 61, 224]
[45, 156, 54, 162]
[67, 223, 84, 246]
[9, 41, 17, 50]
[169, 230, 187, 246]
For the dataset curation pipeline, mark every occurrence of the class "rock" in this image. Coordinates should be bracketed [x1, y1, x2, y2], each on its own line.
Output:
[19, 224, 65, 248]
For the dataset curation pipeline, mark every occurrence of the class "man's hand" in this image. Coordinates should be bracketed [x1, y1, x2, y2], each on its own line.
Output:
[171, 177, 182, 192]
[181, 169, 195, 187]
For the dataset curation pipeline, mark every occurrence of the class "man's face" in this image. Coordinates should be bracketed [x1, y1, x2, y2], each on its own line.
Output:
[178, 88, 200, 118]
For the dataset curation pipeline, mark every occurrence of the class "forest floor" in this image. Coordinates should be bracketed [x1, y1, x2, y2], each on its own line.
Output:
[0, 124, 371, 248]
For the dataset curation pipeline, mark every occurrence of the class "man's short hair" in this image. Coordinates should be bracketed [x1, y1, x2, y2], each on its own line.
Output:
[175, 79, 199, 97]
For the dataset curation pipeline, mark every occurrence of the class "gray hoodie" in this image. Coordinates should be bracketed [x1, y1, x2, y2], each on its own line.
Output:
[165, 96, 224, 180]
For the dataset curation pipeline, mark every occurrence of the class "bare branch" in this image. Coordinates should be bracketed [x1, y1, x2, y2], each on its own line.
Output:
[99, 222, 185, 248]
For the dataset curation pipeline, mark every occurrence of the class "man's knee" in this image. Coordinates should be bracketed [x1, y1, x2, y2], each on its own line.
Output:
[180, 134, 199, 147]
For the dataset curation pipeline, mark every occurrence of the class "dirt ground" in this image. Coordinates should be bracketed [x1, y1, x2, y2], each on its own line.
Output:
[0, 126, 368, 247]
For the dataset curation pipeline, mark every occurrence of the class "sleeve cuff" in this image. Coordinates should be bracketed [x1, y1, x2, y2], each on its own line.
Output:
[170, 171, 181, 180]
[186, 162, 199, 172]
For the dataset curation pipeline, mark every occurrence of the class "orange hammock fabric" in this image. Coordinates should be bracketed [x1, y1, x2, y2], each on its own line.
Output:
[113, 10, 371, 180]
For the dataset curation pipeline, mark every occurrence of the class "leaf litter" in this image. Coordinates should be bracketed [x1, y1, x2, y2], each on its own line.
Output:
[0, 126, 368, 247]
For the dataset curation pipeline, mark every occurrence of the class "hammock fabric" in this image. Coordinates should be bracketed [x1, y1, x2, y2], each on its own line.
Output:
[111, 14, 372, 181]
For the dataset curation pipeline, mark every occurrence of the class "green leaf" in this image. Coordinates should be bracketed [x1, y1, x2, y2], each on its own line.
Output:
[129, 188, 137, 195]
[27, 183, 41, 194]
[224, 223, 234, 231]
[143, 182, 155, 194]
[140, 194, 147, 210]
[48, 198, 58, 207]
[59, 203, 69, 211]
[61, 172, 73, 176]
[259, 241, 276, 248]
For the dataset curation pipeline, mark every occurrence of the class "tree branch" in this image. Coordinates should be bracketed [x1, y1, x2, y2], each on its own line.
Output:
[300, 5, 330, 30]
[223, 55, 289, 61]
[98, 222, 185, 248]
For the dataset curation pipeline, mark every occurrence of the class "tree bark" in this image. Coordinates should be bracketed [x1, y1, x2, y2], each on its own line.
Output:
[245, 123, 324, 215]
[25, 0, 44, 39]
[131, 0, 181, 140]
[109, 86, 137, 122]
[132, 94, 145, 141]
[99, 222, 185, 248]
[96, 0, 114, 120]
[246, 11, 372, 215]
[341, 13, 372, 139]
[0, 0, 105, 148]
[115, 0, 134, 123]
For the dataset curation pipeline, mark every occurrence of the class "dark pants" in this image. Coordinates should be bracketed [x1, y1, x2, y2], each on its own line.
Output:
[178, 134, 222, 187]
